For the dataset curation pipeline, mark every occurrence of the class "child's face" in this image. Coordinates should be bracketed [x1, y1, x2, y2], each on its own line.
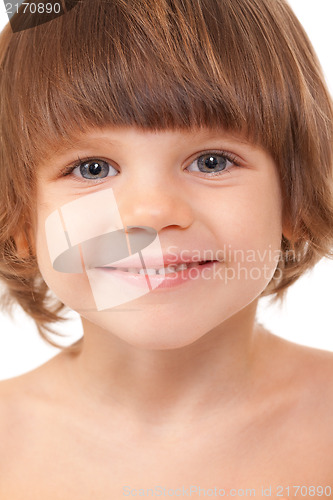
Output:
[34, 126, 284, 348]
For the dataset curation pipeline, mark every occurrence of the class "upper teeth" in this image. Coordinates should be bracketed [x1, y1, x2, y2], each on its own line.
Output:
[139, 265, 183, 275]
[109, 261, 208, 274]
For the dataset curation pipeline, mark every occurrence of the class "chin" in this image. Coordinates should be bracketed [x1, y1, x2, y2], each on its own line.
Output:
[81, 310, 207, 351]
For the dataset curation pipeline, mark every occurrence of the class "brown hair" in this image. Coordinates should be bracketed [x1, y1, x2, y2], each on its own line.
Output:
[0, 0, 332, 350]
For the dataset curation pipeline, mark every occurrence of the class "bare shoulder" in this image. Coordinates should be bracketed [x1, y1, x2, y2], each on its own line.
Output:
[0, 353, 69, 463]
[269, 332, 333, 405]
[0, 374, 33, 483]
[254, 331, 333, 482]
[0, 371, 35, 426]
[296, 342, 333, 418]
[266, 332, 333, 440]
[0, 354, 75, 498]
[290, 342, 333, 476]
[0, 369, 47, 443]
[0, 376, 20, 443]
[283, 337, 333, 394]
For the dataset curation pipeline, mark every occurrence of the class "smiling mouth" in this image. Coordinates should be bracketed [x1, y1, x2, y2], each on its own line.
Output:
[104, 260, 216, 275]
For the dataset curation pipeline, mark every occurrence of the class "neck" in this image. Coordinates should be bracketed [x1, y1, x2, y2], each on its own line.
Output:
[60, 300, 266, 428]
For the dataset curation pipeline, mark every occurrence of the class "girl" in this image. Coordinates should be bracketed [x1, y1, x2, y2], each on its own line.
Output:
[0, 0, 332, 497]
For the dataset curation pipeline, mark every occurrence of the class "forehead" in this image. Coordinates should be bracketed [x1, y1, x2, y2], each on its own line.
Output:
[53, 126, 250, 147]
[38, 125, 260, 166]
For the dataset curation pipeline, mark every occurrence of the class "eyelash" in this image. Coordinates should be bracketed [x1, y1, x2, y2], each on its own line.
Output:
[60, 150, 241, 183]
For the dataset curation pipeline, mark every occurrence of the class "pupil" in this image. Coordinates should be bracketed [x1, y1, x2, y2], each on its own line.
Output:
[89, 162, 102, 176]
[204, 156, 218, 169]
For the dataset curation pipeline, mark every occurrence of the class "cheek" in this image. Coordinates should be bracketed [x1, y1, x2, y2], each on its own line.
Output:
[253, 179, 283, 261]
[35, 207, 98, 311]
[208, 179, 283, 297]
[36, 227, 96, 311]
[234, 186, 282, 250]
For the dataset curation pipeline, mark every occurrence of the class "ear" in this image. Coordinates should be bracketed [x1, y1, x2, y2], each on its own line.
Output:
[282, 227, 292, 242]
[13, 227, 35, 259]
[282, 213, 293, 242]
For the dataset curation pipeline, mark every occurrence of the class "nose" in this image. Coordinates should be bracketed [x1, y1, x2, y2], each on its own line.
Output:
[117, 179, 194, 234]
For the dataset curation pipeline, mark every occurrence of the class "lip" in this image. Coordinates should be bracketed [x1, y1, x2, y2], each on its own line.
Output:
[107, 253, 219, 269]
[95, 260, 218, 290]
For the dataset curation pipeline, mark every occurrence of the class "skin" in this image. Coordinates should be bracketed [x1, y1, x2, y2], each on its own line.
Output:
[33, 125, 285, 422]
[0, 126, 333, 498]
[36, 125, 284, 353]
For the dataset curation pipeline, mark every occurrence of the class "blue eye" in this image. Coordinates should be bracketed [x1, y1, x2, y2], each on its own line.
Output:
[76, 159, 117, 179]
[61, 158, 118, 181]
[61, 151, 240, 183]
[187, 152, 238, 176]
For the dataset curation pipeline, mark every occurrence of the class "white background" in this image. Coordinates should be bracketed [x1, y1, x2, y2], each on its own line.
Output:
[0, 0, 332, 380]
